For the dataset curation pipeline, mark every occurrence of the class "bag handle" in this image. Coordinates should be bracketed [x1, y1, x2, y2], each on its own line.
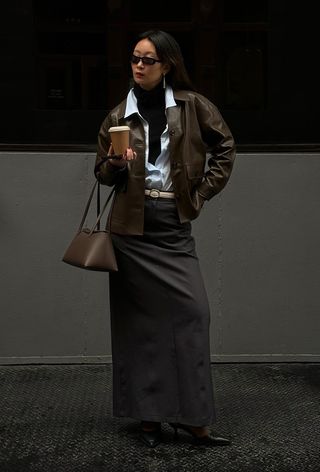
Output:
[97, 180, 101, 225]
[90, 186, 115, 235]
[77, 181, 115, 234]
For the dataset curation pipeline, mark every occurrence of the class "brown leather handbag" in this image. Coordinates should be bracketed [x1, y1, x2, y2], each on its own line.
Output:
[62, 181, 118, 272]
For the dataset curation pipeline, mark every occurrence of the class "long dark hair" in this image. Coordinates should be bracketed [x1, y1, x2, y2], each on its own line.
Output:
[136, 30, 195, 91]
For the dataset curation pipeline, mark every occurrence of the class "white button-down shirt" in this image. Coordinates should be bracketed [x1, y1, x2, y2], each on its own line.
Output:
[124, 85, 177, 191]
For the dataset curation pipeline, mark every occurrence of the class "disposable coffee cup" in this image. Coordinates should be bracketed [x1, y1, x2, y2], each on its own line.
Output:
[108, 126, 130, 155]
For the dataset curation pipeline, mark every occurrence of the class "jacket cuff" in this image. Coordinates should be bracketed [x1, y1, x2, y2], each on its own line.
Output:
[198, 190, 207, 201]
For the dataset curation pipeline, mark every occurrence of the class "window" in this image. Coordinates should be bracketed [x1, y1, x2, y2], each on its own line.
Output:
[0, 0, 318, 150]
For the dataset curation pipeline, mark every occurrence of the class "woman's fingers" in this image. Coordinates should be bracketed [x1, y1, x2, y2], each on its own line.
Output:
[108, 146, 136, 167]
[124, 148, 137, 160]
[107, 144, 114, 156]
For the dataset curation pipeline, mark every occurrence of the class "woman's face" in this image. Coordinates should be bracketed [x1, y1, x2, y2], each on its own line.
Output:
[131, 39, 169, 90]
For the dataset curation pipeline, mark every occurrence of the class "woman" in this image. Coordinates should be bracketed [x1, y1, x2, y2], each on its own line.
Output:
[94, 30, 236, 448]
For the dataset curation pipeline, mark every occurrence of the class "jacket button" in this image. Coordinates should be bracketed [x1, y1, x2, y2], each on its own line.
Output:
[169, 129, 175, 136]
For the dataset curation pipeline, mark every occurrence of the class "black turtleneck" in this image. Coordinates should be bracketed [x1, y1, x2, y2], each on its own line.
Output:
[133, 82, 167, 165]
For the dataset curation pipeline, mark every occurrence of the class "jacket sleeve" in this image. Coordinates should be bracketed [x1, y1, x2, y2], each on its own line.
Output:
[195, 95, 236, 200]
[94, 114, 128, 187]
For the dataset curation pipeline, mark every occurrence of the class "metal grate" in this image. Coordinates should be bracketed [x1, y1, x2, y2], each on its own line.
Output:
[0, 364, 318, 472]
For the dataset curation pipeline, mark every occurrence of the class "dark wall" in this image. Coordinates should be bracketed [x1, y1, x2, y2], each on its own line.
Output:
[222, 1, 320, 145]
[1, 1, 36, 142]
[0, 0, 319, 146]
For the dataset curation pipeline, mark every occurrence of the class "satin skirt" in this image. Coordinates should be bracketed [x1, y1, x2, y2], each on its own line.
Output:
[109, 197, 216, 426]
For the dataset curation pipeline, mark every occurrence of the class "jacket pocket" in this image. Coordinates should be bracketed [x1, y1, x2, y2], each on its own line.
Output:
[185, 164, 204, 180]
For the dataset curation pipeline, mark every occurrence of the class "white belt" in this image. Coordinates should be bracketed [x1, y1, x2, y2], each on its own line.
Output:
[145, 189, 175, 199]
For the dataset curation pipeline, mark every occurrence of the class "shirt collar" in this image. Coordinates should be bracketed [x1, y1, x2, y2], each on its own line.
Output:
[124, 85, 177, 118]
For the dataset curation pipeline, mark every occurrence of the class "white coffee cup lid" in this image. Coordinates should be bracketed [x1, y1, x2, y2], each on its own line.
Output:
[108, 126, 130, 132]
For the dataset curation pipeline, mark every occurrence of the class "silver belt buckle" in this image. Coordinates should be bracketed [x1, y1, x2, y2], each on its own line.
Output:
[149, 189, 161, 198]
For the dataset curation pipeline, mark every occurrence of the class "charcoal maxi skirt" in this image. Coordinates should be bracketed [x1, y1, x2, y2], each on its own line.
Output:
[109, 196, 216, 427]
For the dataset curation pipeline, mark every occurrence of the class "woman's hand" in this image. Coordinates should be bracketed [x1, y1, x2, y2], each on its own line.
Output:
[108, 144, 137, 168]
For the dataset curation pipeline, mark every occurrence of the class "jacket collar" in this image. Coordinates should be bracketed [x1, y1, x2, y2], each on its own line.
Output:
[116, 88, 190, 120]
[173, 89, 192, 102]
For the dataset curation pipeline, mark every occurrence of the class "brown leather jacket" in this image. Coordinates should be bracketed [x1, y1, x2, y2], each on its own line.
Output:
[95, 89, 236, 235]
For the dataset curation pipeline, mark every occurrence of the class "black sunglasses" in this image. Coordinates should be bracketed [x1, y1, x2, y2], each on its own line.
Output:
[131, 54, 162, 66]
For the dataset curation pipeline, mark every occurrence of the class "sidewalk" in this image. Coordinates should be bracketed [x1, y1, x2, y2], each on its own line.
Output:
[0, 363, 318, 472]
